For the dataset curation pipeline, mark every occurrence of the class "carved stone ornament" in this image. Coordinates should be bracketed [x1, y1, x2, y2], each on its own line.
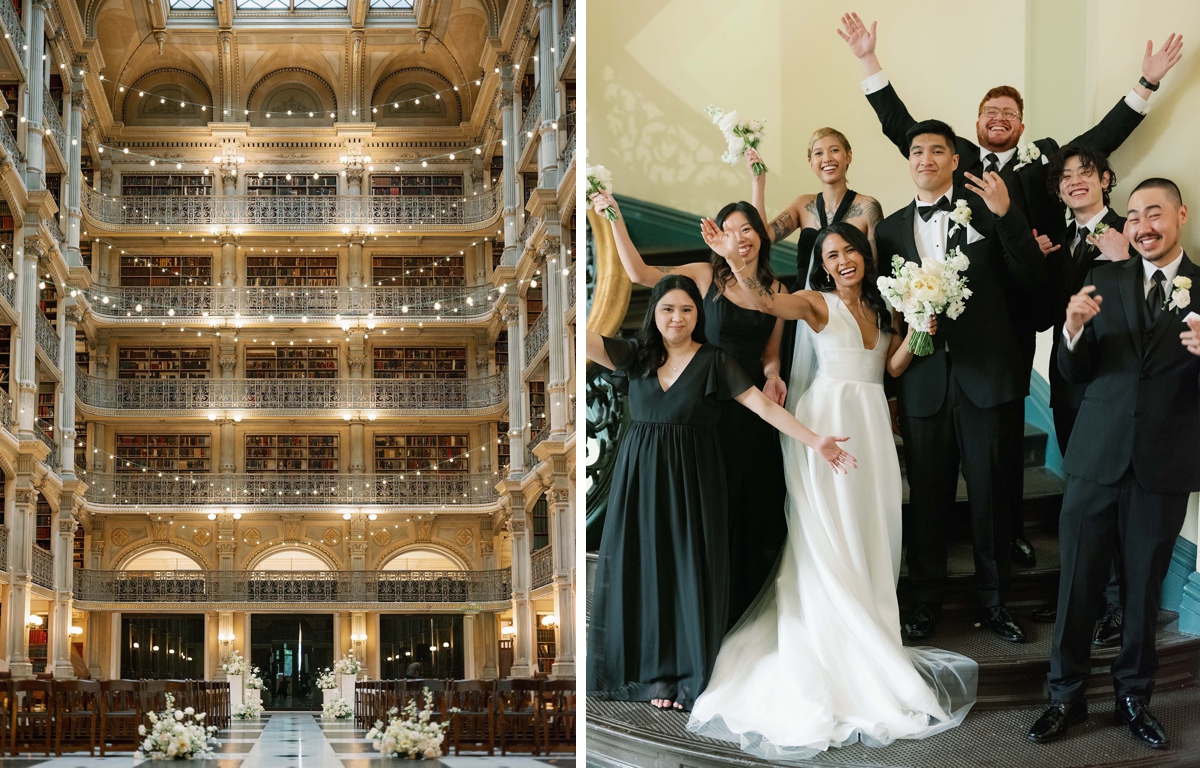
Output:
[509, 519, 527, 533]
[23, 237, 44, 260]
[64, 307, 83, 325]
[497, 91, 514, 110]
[501, 305, 520, 324]
[218, 356, 237, 373]
[284, 521, 299, 541]
[99, 169, 113, 190]
[348, 356, 367, 374]
[94, 353, 110, 374]
[192, 528, 212, 546]
[345, 168, 364, 184]
[469, 168, 485, 186]
[415, 521, 433, 542]
[455, 528, 474, 547]
[153, 521, 169, 541]
[348, 542, 368, 555]
[243, 528, 261, 546]
[220, 169, 238, 185]
[15, 489, 36, 505]
[479, 541, 494, 555]
[322, 528, 341, 546]
[91, 540, 105, 554]
[110, 528, 130, 546]
[58, 519, 79, 534]
[216, 542, 237, 554]
[539, 236, 562, 261]
[372, 528, 391, 546]
[548, 489, 568, 506]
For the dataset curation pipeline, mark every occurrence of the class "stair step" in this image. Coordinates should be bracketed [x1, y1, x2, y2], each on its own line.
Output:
[901, 466, 1067, 536]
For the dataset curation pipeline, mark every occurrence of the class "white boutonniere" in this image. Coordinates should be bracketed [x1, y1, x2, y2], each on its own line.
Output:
[948, 199, 971, 237]
[1166, 276, 1191, 312]
[1091, 221, 1111, 238]
[1013, 141, 1041, 171]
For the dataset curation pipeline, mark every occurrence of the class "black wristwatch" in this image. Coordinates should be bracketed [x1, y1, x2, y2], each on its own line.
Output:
[1139, 76, 1160, 92]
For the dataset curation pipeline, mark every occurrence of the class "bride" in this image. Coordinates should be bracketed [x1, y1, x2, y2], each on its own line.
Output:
[687, 220, 978, 760]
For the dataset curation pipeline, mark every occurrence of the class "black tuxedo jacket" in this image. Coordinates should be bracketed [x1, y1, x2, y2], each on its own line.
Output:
[877, 185, 1047, 417]
[1047, 208, 1127, 409]
[1058, 254, 1200, 494]
[866, 83, 1145, 243]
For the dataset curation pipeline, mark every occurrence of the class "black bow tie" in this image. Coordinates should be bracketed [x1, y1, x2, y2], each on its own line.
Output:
[917, 197, 953, 221]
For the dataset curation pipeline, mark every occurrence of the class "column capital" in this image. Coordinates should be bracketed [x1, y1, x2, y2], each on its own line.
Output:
[501, 305, 520, 325]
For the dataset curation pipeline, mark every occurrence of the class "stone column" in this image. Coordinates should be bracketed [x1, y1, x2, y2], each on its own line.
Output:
[90, 422, 106, 471]
[219, 347, 236, 379]
[540, 237, 568, 437]
[347, 238, 364, 289]
[16, 237, 41, 438]
[349, 31, 366, 121]
[217, 32, 234, 121]
[498, 57, 518, 265]
[220, 237, 236, 287]
[7, 485, 37, 678]
[52, 491, 77, 679]
[463, 612, 477, 678]
[547, 486, 574, 678]
[22, 0, 47, 191]
[348, 419, 365, 474]
[215, 611, 234, 678]
[506, 493, 533, 678]
[65, 74, 84, 266]
[535, 0, 560, 190]
[221, 168, 237, 197]
[479, 612, 498, 679]
[501, 303, 524, 475]
[217, 419, 235, 473]
[350, 610, 367, 671]
[345, 167, 363, 197]
[94, 241, 110, 284]
[57, 301, 80, 475]
[85, 610, 105, 679]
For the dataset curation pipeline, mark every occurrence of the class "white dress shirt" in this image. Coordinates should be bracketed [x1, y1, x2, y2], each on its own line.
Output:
[1068, 207, 1110, 255]
[861, 71, 1151, 115]
[912, 190, 954, 264]
[980, 146, 1017, 170]
[1063, 248, 1184, 349]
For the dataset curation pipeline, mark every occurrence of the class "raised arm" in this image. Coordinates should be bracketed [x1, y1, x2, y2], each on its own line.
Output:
[838, 12, 916, 158]
[734, 386, 857, 474]
[585, 328, 617, 370]
[745, 149, 805, 244]
[590, 190, 712, 289]
[746, 149, 770, 234]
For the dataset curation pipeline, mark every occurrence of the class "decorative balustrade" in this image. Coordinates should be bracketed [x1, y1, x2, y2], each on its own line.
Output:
[0, 0, 25, 67]
[0, 255, 14, 310]
[0, 527, 6, 572]
[558, 0, 576, 66]
[531, 545, 553, 589]
[518, 83, 542, 158]
[525, 308, 550, 365]
[81, 184, 503, 232]
[84, 471, 500, 507]
[73, 567, 513, 604]
[34, 421, 59, 466]
[76, 372, 508, 415]
[86, 283, 497, 321]
[0, 395, 11, 435]
[561, 130, 576, 172]
[567, 268, 576, 308]
[526, 422, 551, 469]
[0, 118, 21, 166]
[35, 310, 59, 366]
[43, 216, 65, 246]
[42, 87, 67, 160]
[32, 546, 54, 589]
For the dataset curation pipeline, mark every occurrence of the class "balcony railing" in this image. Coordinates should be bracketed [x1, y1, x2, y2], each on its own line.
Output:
[84, 472, 500, 507]
[0, 255, 14, 310]
[34, 421, 59, 466]
[561, 130, 576, 173]
[32, 546, 54, 589]
[73, 567, 513, 604]
[567, 269, 576, 308]
[531, 545, 553, 589]
[525, 308, 549, 365]
[0, 0, 26, 68]
[42, 87, 66, 161]
[0, 118, 22, 167]
[0, 527, 6, 572]
[43, 216, 64, 247]
[518, 84, 541, 159]
[0, 396, 11, 436]
[86, 283, 497, 321]
[35, 310, 59, 366]
[558, 0, 576, 69]
[526, 422, 550, 469]
[76, 372, 508, 416]
[81, 184, 503, 232]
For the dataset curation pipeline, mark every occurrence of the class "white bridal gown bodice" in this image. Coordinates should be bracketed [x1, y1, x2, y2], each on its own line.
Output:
[688, 293, 978, 760]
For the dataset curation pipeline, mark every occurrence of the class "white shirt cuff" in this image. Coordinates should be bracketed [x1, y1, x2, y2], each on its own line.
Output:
[1063, 326, 1084, 351]
[1124, 89, 1150, 115]
[861, 70, 889, 95]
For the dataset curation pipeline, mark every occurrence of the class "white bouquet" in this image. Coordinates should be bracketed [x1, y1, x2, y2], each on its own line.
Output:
[323, 697, 353, 720]
[316, 668, 339, 690]
[221, 649, 249, 676]
[135, 693, 219, 760]
[232, 701, 262, 720]
[245, 667, 264, 690]
[333, 652, 361, 676]
[877, 251, 972, 356]
[584, 151, 616, 222]
[705, 104, 767, 176]
[366, 689, 455, 760]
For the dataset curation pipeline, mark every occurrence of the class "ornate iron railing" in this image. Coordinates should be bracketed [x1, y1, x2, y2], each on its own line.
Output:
[42, 87, 66, 160]
[76, 372, 508, 415]
[73, 567, 513, 604]
[34, 420, 59, 466]
[526, 422, 551, 469]
[518, 84, 541, 159]
[567, 268, 576, 308]
[525, 308, 549, 365]
[84, 471, 500, 507]
[0, 118, 22, 166]
[531, 545, 553, 589]
[85, 283, 497, 321]
[0, 0, 25, 69]
[0, 527, 6, 572]
[0, 255, 15, 310]
[558, 0, 576, 67]
[561, 130, 576, 173]
[43, 216, 64, 247]
[81, 184, 503, 232]
[0, 395, 11, 434]
[35, 310, 59, 366]
[32, 546, 54, 589]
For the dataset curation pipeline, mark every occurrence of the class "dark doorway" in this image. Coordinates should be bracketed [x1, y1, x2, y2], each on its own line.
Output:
[379, 615, 464, 679]
[249, 614, 334, 710]
[121, 614, 205, 680]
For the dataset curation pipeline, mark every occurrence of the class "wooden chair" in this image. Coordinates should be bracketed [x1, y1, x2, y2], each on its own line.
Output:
[141, 679, 169, 716]
[98, 679, 143, 755]
[162, 680, 190, 711]
[495, 679, 542, 755]
[539, 679, 576, 753]
[54, 680, 100, 755]
[447, 680, 494, 756]
[0, 679, 14, 757]
[400, 679, 449, 721]
[10, 679, 54, 756]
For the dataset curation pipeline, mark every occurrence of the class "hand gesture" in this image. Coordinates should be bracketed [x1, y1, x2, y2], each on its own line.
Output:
[837, 12, 877, 59]
[1033, 229, 1060, 257]
[763, 375, 787, 406]
[1182, 315, 1200, 357]
[1087, 227, 1132, 262]
[814, 435, 857, 474]
[590, 189, 620, 219]
[1064, 285, 1103, 337]
[701, 217, 742, 264]
[1142, 33, 1184, 85]
[746, 148, 766, 180]
[964, 171, 1011, 217]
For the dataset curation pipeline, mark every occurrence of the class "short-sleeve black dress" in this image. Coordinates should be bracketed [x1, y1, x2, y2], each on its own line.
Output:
[587, 337, 754, 710]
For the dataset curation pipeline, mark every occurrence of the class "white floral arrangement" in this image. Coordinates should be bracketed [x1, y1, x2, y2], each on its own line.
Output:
[948, 199, 972, 237]
[232, 701, 263, 720]
[705, 104, 767, 175]
[877, 251, 973, 356]
[221, 650, 249, 677]
[244, 667, 264, 690]
[135, 693, 219, 761]
[1167, 275, 1192, 312]
[316, 668, 339, 690]
[333, 651, 361, 676]
[1013, 140, 1041, 171]
[323, 697, 353, 720]
[366, 689, 455, 760]
[584, 151, 616, 222]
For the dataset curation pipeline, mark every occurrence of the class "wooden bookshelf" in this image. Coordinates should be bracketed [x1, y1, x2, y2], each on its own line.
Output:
[496, 421, 510, 472]
[374, 434, 468, 473]
[490, 154, 503, 187]
[74, 414, 86, 477]
[245, 435, 339, 473]
[46, 174, 62, 211]
[39, 281, 57, 327]
[526, 287, 543, 328]
[0, 201, 13, 258]
[118, 348, 211, 379]
[48, 74, 63, 116]
[0, 326, 11, 384]
[245, 346, 337, 379]
[36, 496, 52, 550]
[0, 84, 17, 136]
[245, 255, 338, 287]
[369, 174, 464, 197]
[37, 386, 54, 432]
[120, 255, 212, 287]
[79, 239, 92, 270]
[522, 172, 537, 208]
[121, 174, 213, 197]
[495, 331, 508, 369]
[536, 621, 556, 675]
[532, 493, 549, 551]
[372, 255, 464, 287]
[373, 347, 466, 379]
[492, 238, 503, 270]
[528, 381, 546, 434]
[115, 434, 212, 473]
[73, 513, 85, 569]
[247, 174, 337, 196]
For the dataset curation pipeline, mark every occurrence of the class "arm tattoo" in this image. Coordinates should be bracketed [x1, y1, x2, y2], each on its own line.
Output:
[652, 265, 675, 274]
[770, 211, 796, 241]
[803, 198, 819, 222]
[865, 199, 884, 226]
[743, 274, 775, 299]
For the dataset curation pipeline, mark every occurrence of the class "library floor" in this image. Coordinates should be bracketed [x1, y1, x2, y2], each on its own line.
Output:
[0, 712, 576, 767]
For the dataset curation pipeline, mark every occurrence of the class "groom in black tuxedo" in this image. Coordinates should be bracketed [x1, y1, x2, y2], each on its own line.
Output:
[874, 120, 1046, 645]
[1028, 178, 1200, 750]
[839, 11, 1182, 569]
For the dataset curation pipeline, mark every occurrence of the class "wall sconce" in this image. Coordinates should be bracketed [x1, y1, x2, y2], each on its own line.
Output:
[350, 633, 366, 643]
[69, 625, 84, 636]
[26, 615, 43, 628]
[218, 632, 234, 643]
[541, 615, 558, 628]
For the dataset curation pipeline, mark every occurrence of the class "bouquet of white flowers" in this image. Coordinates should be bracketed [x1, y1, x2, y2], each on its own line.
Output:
[705, 104, 767, 176]
[584, 151, 616, 222]
[877, 251, 973, 356]
[232, 701, 263, 720]
[135, 693, 219, 761]
[322, 697, 353, 720]
[221, 650, 249, 677]
[366, 689, 455, 760]
[316, 668, 338, 690]
[244, 667, 264, 690]
[333, 652, 361, 676]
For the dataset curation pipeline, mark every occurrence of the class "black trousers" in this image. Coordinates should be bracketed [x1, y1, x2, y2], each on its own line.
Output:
[899, 360, 1022, 610]
[1049, 467, 1189, 703]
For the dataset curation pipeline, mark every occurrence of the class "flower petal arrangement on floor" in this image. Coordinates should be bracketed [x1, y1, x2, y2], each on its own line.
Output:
[323, 697, 354, 719]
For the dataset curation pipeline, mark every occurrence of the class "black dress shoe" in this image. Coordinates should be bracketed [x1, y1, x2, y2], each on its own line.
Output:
[1030, 607, 1057, 623]
[1012, 536, 1037, 567]
[902, 603, 940, 642]
[978, 605, 1027, 643]
[1114, 696, 1169, 749]
[1093, 606, 1123, 648]
[1027, 701, 1088, 744]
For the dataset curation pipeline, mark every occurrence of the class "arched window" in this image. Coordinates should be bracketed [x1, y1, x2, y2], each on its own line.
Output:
[123, 549, 203, 571]
[255, 550, 331, 571]
[381, 548, 461, 571]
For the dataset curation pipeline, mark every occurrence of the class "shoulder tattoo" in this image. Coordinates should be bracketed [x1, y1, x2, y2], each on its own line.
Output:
[744, 274, 774, 299]
[770, 211, 796, 241]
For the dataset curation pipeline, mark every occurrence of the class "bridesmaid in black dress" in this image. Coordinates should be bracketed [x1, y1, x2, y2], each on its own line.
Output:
[585, 275, 855, 711]
[590, 190, 790, 627]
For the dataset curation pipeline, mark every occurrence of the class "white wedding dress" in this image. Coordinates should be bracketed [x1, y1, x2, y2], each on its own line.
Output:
[688, 293, 978, 761]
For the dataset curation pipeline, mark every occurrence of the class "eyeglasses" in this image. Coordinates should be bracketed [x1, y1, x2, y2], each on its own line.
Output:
[980, 107, 1021, 120]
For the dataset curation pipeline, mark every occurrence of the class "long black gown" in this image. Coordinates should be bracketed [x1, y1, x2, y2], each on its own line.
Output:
[587, 337, 754, 710]
[703, 280, 788, 627]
